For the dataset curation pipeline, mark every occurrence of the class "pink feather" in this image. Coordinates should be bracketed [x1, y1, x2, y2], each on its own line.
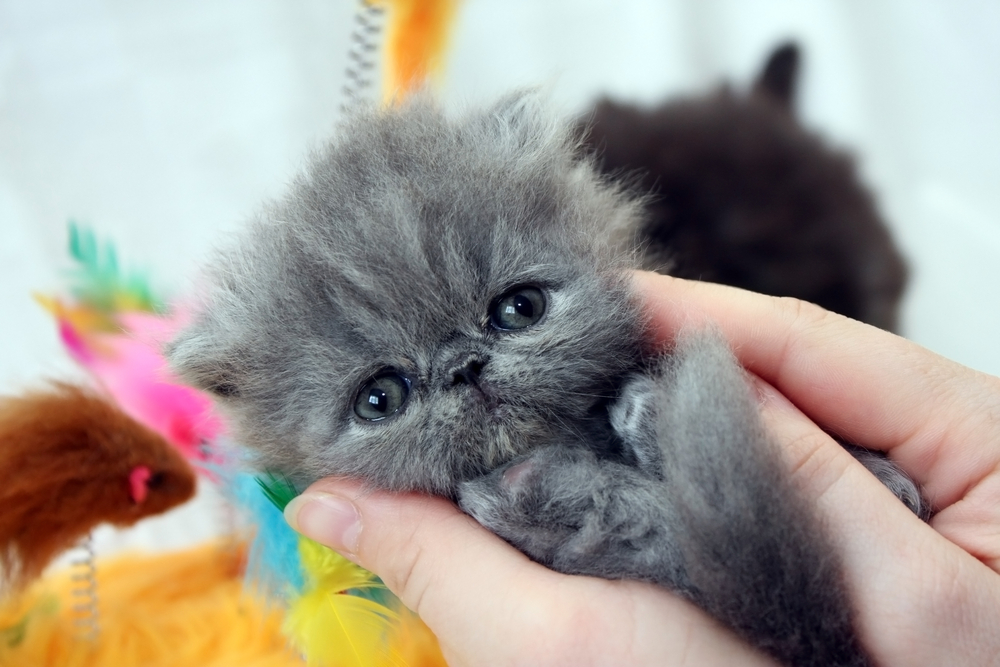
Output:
[55, 308, 224, 464]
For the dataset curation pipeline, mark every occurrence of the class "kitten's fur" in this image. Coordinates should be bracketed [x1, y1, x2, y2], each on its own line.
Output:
[170, 93, 916, 666]
[582, 43, 908, 331]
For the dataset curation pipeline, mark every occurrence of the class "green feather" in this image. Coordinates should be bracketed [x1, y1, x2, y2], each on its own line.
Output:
[65, 221, 164, 314]
[255, 472, 299, 511]
[253, 472, 400, 612]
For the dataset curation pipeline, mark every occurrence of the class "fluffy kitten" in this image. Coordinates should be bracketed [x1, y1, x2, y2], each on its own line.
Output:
[582, 43, 908, 331]
[169, 93, 916, 666]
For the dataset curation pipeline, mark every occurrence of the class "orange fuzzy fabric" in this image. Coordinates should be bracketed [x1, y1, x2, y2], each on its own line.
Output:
[0, 541, 447, 667]
[0, 385, 196, 592]
[0, 541, 299, 667]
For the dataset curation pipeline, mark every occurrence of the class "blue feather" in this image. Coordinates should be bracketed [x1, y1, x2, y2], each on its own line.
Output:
[234, 472, 305, 595]
[225, 470, 305, 596]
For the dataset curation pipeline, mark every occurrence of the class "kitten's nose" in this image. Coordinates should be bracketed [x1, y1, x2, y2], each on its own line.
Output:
[446, 353, 488, 388]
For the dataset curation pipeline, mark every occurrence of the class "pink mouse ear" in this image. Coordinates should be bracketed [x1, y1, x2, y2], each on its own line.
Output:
[129, 465, 152, 504]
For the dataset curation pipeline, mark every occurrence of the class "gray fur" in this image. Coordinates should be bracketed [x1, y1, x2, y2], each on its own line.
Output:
[169, 93, 644, 494]
[169, 93, 914, 665]
[846, 444, 928, 520]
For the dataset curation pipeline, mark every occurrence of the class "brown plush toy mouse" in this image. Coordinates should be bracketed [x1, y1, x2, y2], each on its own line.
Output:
[0, 384, 196, 592]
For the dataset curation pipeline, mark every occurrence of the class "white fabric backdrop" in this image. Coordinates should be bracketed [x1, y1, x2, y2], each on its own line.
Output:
[2, 0, 998, 554]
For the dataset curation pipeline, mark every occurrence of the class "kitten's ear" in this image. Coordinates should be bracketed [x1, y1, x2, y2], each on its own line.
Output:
[166, 324, 243, 399]
[753, 41, 800, 110]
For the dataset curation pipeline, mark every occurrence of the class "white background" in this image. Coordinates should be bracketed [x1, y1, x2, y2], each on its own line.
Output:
[2, 0, 998, 554]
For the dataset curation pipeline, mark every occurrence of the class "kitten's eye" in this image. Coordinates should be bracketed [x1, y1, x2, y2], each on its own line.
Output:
[490, 286, 546, 331]
[207, 380, 239, 398]
[354, 373, 411, 421]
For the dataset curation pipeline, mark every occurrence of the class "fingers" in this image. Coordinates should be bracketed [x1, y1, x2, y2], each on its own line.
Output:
[754, 378, 1000, 666]
[285, 478, 778, 667]
[930, 476, 1000, 572]
[633, 271, 1000, 511]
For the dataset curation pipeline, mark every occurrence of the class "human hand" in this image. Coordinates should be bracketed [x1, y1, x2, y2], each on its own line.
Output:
[283, 477, 777, 667]
[633, 271, 1000, 666]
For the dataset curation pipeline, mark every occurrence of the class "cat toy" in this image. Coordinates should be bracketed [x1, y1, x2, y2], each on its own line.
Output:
[36, 223, 223, 466]
[342, 0, 460, 107]
[31, 221, 444, 666]
[380, 0, 461, 102]
[0, 222, 208, 660]
[0, 540, 302, 667]
[252, 475, 445, 667]
[0, 536, 446, 667]
[4, 1, 461, 663]
[0, 384, 197, 649]
[0, 384, 196, 593]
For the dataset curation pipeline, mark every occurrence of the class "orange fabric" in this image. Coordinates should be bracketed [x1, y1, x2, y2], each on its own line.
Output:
[0, 542, 299, 667]
[0, 541, 448, 667]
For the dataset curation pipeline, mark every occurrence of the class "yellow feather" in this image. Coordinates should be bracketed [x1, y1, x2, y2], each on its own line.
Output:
[285, 538, 399, 667]
[33, 296, 118, 336]
[388, 606, 449, 667]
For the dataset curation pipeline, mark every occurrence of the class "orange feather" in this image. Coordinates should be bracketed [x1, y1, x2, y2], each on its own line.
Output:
[381, 0, 462, 102]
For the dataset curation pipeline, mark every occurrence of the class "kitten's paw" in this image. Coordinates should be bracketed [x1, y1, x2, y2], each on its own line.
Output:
[459, 447, 686, 587]
[459, 447, 598, 564]
[609, 374, 664, 476]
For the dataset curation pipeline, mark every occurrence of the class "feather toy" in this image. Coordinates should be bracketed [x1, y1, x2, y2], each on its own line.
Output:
[285, 538, 399, 667]
[64, 220, 164, 316]
[0, 384, 196, 592]
[233, 471, 305, 595]
[253, 475, 446, 666]
[381, 0, 463, 102]
[37, 223, 223, 464]
[253, 475, 397, 665]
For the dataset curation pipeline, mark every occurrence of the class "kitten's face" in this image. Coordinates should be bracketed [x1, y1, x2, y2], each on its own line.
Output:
[170, 95, 646, 494]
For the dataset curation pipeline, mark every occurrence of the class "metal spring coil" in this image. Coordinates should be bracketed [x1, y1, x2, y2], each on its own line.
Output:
[69, 534, 100, 643]
[341, 0, 385, 112]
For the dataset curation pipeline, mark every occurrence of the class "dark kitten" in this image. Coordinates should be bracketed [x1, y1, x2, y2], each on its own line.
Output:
[169, 93, 917, 666]
[582, 43, 908, 331]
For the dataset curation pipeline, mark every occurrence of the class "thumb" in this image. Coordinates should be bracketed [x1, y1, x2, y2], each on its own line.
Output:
[283, 478, 554, 663]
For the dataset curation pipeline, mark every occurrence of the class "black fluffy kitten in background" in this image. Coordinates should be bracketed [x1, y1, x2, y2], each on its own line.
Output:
[583, 43, 908, 331]
[169, 93, 920, 666]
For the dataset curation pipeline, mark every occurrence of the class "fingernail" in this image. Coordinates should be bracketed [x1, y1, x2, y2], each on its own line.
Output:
[285, 492, 362, 555]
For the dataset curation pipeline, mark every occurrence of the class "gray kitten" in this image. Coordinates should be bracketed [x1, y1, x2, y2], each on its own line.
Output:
[169, 93, 919, 666]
